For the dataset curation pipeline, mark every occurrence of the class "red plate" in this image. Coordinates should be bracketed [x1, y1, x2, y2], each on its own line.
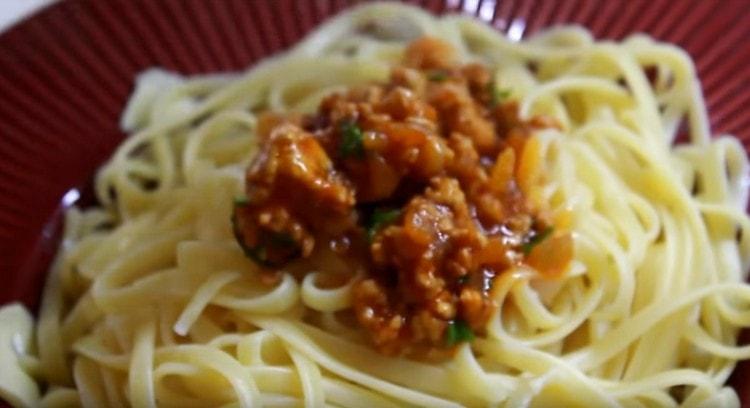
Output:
[0, 0, 749, 405]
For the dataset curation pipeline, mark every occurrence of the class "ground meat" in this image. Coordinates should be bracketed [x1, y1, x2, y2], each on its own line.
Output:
[317, 85, 452, 202]
[461, 63, 493, 101]
[403, 37, 457, 70]
[361, 177, 494, 352]
[390, 67, 427, 96]
[352, 278, 405, 355]
[233, 124, 356, 266]
[371, 177, 483, 289]
[429, 82, 498, 155]
[235, 37, 571, 356]
[245, 124, 354, 215]
[256, 112, 303, 139]
[233, 204, 313, 266]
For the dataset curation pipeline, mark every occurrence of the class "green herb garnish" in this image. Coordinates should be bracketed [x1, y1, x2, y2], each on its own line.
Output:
[367, 208, 402, 241]
[234, 231, 300, 267]
[268, 232, 298, 248]
[231, 212, 267, 265]
[457, 275, 470, 285]
[231, 205, 300, 268]
[489, 81, 512, 107]
[445, 319, 475, 346]
[521, 227, 553, 255]
[234, 196, 250, 207]
[339, 120, 365, 159]
[427, 70, 449, 82]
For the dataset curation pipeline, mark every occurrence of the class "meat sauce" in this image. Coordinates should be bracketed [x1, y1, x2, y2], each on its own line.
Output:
[233, 37, 573, 356]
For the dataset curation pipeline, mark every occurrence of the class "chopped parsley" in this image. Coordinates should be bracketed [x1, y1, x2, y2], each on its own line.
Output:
[367, 208, 402, 241]
[268, 232, 297, 248]
[232, 199, 300, 267]
[231, 212, 268, 266]
[445, 319, 475, 346]
[521, 226, 554, 255]
[457, 275, 470, 285]
[234, 196, 249, 206]
[427, 70, 449, 82]
[339, 120, 365, 159]
[489, 81, 512, 107]
[233, 227, 300, 267]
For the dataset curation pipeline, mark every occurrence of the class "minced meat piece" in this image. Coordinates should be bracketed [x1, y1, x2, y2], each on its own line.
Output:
[234, 124, 356, 266]
[429, 82, 498, 155]
[316, 85, 452, 202]
[358, 177, 502, 352]
[403, 37, 457, 70]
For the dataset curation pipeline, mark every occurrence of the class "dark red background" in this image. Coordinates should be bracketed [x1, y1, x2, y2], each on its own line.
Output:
[0, 0, 748, 405]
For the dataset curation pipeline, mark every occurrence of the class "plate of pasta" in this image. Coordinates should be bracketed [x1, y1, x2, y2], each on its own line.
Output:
[1, 1, 750, 407]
